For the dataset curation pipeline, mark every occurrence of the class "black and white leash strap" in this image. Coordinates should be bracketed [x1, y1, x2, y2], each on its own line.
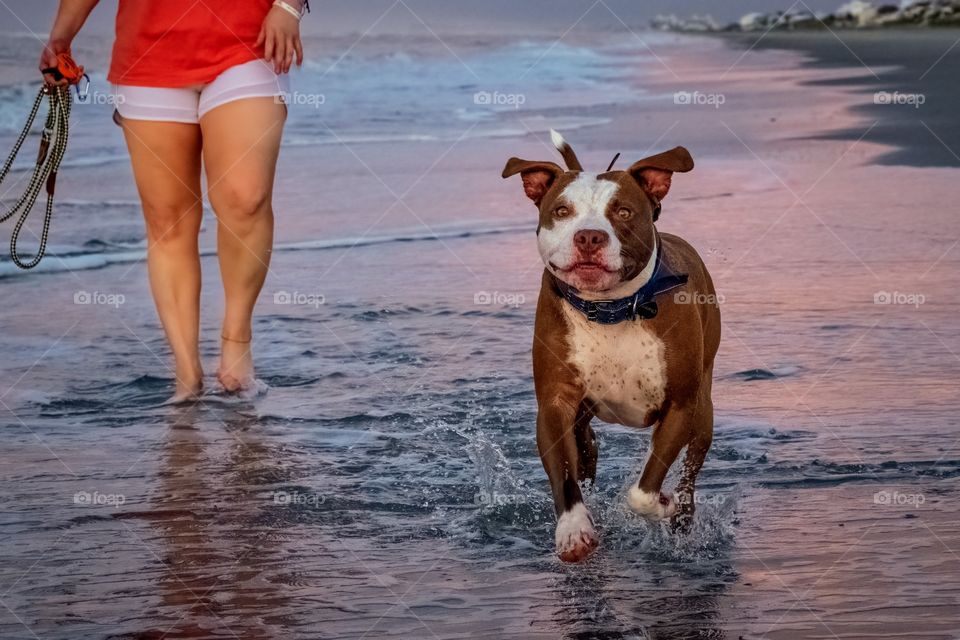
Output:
[0, 84, 72, 270]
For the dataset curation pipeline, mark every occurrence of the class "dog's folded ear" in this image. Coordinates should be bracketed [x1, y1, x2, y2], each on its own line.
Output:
[628, 146, 694, 201]
[502, 158, 564, 206]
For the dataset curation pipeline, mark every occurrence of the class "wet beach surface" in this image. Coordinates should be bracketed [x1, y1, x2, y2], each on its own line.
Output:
[721, 28, 960, 168]
[1, 22, 960, 640]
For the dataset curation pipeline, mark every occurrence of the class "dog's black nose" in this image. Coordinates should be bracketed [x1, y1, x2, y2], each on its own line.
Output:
[574, 229, 609, 250]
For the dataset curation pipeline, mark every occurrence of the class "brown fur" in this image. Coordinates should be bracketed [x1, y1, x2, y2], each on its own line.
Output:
[505, 141, 720, 560]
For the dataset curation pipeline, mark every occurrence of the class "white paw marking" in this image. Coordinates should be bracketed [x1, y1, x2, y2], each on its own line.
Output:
[627, 486, 677, 521]
[555, 502, 598, 559]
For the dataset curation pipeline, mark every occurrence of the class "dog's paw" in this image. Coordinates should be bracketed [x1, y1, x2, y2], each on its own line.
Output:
[626, 485, 677, 521]
[555, 503, 598, 563]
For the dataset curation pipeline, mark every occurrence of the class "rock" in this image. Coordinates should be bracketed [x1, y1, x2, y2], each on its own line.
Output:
[782, 10, 821, 28]
[650, 13, 720, 32]
[738, 12, 767, 30]
[836, 1, 881, 26]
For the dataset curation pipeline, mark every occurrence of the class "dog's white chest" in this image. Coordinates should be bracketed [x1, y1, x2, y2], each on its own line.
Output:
[561, 302, 667, 427]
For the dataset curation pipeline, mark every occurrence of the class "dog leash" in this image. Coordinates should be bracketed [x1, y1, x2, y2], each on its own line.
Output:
[0, 53, 87, 270]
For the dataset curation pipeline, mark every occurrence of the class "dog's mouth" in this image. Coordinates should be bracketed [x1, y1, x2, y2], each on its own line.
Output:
[556, 261, 618, 274]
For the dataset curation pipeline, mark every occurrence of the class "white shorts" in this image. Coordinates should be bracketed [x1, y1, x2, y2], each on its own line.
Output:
[111, 59, 290, 124]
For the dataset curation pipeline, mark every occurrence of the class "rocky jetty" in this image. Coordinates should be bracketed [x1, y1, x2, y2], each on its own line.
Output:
[651, 0, 960, 32]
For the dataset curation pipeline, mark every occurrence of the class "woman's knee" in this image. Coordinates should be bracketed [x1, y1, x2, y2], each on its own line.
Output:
[210, 179, 272, 227]
[142, 200, 202, 244]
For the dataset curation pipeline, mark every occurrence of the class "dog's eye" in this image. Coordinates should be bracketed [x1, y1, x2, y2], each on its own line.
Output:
[617, 207, 633, 221]
[554, 206, 570, 218]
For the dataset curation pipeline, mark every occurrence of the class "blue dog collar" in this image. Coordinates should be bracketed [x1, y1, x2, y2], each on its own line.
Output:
[552, 240, 688, 325]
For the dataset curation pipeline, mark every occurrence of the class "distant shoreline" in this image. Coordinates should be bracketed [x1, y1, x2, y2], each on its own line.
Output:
[715, 28, 960, 168]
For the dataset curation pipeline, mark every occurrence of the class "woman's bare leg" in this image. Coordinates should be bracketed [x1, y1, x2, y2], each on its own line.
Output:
[121, 119, 204, 401]
[199, 98, 286, 391]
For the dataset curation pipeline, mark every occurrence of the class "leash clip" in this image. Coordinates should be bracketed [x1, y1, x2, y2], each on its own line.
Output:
[74, 75, 91, 103]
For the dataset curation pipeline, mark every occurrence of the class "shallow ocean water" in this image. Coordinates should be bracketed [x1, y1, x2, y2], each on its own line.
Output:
[3, 218, 958, 638]
[1, 18, 959, 640]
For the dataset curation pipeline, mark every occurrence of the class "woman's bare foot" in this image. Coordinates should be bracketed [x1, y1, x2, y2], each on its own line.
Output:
[169, 363, 204, 404]
[218, 334, 255, 393]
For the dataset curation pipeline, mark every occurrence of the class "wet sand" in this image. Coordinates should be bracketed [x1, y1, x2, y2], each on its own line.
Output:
[721, 28, 960, 167]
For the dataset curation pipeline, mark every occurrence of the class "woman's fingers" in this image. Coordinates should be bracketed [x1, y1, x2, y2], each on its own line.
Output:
[39, 49, 58, 84]
[274, 36, 286, 73]
[294, 37, 304, 67]
[261, 15, 303, 74]
[284, 37, 295, 73]
[41, 71, 69, 87]
[264, 29, 276, 66]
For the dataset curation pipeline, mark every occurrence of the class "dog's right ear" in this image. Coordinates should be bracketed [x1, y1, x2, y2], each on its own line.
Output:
[502, 158, 564, 206]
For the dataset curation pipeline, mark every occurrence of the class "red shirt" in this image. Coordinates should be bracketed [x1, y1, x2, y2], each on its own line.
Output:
[108, 0, 272, 87]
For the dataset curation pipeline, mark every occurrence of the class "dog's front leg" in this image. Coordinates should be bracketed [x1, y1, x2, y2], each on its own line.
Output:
[627, 404, 691, 521]
[672, 398, 714, 533]
[538, 398, 598, 563]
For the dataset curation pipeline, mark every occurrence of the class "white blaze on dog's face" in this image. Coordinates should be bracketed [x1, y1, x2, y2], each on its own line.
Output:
[538, 172, 648, 293]
[502, 134, 694, 294]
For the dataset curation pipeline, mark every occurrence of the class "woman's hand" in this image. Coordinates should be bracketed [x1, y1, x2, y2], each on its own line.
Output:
[41, 1, 100, 85]
[257, 3, 304, 75]
[39, 39, 72, 86]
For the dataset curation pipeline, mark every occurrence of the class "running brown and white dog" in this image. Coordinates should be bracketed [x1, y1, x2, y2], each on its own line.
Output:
[502, 131, 721, 563]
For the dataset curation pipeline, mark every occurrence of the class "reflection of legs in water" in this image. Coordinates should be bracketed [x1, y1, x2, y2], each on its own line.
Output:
[553, 560, 730, 637]
[152, 406, 222, 628]
[139, 407, 290, 638]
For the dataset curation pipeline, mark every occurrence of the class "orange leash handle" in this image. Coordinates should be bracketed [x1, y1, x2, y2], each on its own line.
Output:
[41, 53, 86, 85]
